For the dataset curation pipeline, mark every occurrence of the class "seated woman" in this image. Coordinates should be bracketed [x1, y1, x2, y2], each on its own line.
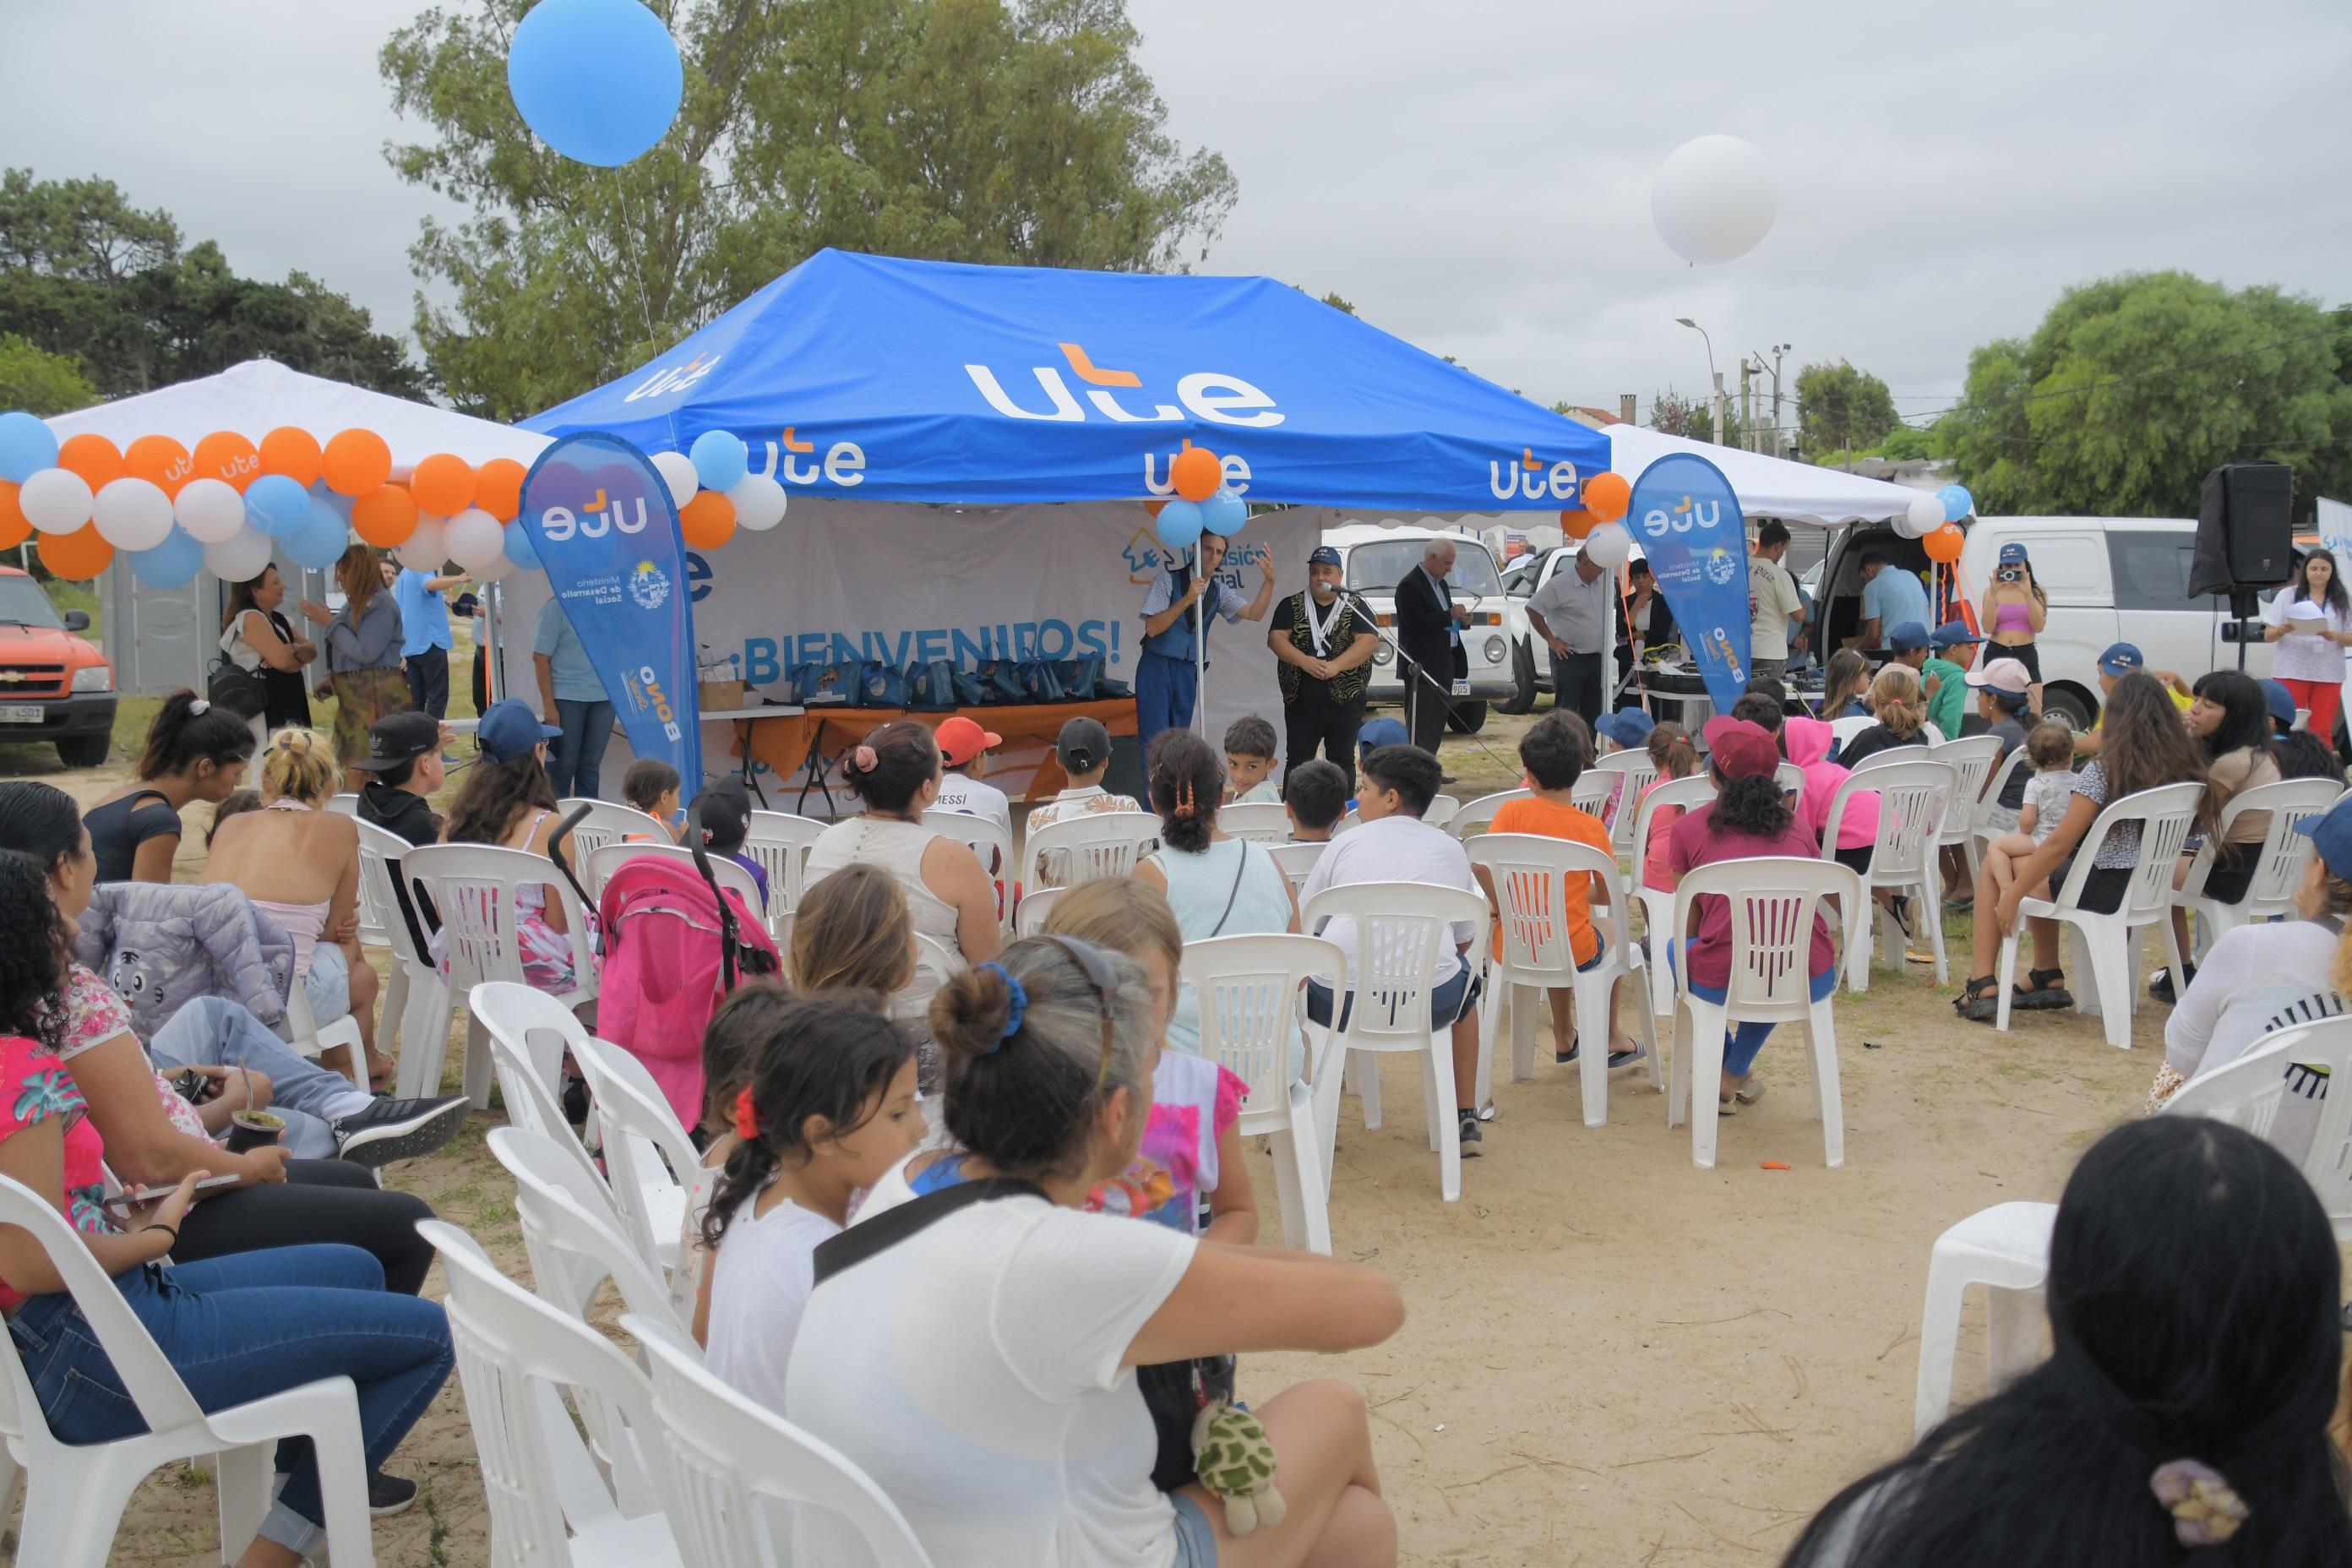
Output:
[1779, 1118, 2352, 1567]
[438, 699, 590, 994]
[84, 690, 254, 883]
[201, 727, 384, 1086]
[787, 936, 1405, 1568]
[2156, 669, 2284, 1002]
[0, 850, 455, 1568]
[803, 721, 1000, 1027]
[1131, 730, 1300, 1059]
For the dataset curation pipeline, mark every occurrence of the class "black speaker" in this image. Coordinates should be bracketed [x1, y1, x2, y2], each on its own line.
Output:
[2187, 461, 2294, 597]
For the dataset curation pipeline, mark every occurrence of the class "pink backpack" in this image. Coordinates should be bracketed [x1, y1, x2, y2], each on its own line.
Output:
[595, 853, 781, 1129]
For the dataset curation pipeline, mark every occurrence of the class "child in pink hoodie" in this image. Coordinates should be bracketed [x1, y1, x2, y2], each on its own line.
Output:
[1783, 715, 1880, 872]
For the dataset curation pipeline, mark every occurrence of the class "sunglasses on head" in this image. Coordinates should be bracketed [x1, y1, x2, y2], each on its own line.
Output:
[1035, 934, 1122, 1093]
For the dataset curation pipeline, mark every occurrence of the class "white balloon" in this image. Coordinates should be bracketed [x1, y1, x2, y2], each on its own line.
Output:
[444, 508, 507, 572]
[1581, 522, 1634, 570]
[90, 477, 175, 552]
[472, 553, 514, 585]
[1652, 134, 1778, 266]
[726, 473, 787, 531]
[395, 516, 449, 573]
[1901, 493, 1946, 539]
[202, 527, 275, 583]
[652, 450, 700, 509]
[173, 476, 248, 543]
[19, 467, 94, 534]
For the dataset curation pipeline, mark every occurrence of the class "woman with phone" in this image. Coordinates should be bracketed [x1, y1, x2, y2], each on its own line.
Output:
[1979, 540, 2048, 716]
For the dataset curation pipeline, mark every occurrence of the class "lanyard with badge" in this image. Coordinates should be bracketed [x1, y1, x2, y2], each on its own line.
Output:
[1303, 591, 1348, 658]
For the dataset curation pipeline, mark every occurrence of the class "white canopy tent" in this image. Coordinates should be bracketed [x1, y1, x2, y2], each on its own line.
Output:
[1603, 423, 1925, 527]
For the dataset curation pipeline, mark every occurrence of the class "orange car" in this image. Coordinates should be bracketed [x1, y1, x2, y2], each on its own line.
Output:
[0, 565, 117, 767]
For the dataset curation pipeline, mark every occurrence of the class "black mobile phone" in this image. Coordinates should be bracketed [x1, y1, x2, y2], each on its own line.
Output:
[172, 1069, 205, 1103]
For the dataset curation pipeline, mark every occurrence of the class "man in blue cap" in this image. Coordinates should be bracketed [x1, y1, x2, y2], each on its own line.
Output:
[2076, 641, 2193, 757]
[1268, 543, 1380, 789]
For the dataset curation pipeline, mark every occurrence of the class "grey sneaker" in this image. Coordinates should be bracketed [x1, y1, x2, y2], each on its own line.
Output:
[334, 1095, 470, 1169]
[1456, 1110, 1484, 1158]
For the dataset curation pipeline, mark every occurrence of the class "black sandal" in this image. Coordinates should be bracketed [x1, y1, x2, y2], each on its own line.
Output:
[2012, 967, 2074, 1010]
[1955, 975, 2001, 1021]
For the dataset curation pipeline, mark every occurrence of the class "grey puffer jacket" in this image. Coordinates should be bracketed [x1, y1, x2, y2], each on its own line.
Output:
[70, 881, 296, 1043]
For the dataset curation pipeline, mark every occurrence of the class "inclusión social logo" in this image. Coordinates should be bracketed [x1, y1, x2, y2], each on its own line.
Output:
[1489, 447, 1584, 504]
[967, 342, 1285, 429]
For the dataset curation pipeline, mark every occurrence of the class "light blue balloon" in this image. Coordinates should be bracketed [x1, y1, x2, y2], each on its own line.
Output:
[689, 429, 748, 493]
[129, 528, 204, 589]
[1200, 487, 1248, 537]
[1939, 484, 1975, 523]
[506, 0, 684, 167]
[0, 411, 58, 483]
[244, 473, 313, 538]
[504, 522, 541, 571]
[286, 496, 351, 570]
[1157, 499, 1206, 552]
[308, 482, 354, 523]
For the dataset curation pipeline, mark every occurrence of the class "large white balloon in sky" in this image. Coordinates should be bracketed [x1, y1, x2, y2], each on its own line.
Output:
[1652, 135, 1778, 266]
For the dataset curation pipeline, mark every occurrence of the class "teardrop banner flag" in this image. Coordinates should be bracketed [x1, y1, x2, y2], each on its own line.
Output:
[1626, 452, 1751, 716]
[518, 432, 702, 788]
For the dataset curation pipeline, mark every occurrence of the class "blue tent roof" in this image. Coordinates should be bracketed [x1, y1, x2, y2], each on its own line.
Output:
[524, 249, 1609, 512]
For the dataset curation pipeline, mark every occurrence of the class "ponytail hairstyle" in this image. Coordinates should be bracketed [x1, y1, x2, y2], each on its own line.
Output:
[0, 852, 70, 1054]
[137, 689, 256, 781]
[259, 727, 340, 807]
[928, 934, 1153, 1183]
[0, 781, 87, 880]
[839, 721, 939, 818]
[1821, 649, 1871, 719]
[789, 863, 916, 997]
[1647, 721, 1700, 781]
[1870, 665, 1927, 740]
[1146, 728, 1225, 853]
[695, 988, 917, 1250]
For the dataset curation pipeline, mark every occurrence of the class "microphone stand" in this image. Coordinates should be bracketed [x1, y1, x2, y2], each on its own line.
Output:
[1339, 591, 1521, 778]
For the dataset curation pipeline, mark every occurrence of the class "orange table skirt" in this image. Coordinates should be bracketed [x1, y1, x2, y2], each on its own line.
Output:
[730, 700, 1138, 802]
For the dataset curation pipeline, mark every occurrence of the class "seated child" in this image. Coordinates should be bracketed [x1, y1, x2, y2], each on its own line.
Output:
[1592, 708, 1655, 828]
[689, 781, 770, 907]
[1282, 758, 1348, 845]
[1981, 721, 2081, 901]
[622, 758, 681, 842]
[1639, 721, 1700, 894]
[1223, 715, 1282, 804]
[932, 715, 1011, 835]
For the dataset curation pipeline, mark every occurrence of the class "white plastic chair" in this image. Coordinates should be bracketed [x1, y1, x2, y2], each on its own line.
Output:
[1266, 840, 1328, 891]
[1334, 807, 1360, 835]
[1025, 809, 1161, 888]
[1300, 881, 1490, 1204]
[1967, 747, 2031, 877]
[421, 1221, 684, 1568]
[910, 933, 963, 1013]
[0, 1171, 377, 1567]
[559, 798, 659, 862]
[326, 791, 360, 818]
[572, 1035, 700, 1282]
[2160, 1014, 2352, 1239]
[1912, 1200, 2057, 1437]
[1664, 857, 1861, 1170]
[1829, 713, 1876, 751]
[1629, 773, 1716, 1015]
[1450, 789, 1532, 841]
[2175, 778, 2344, 959]
[404, 843, 600, 1108]
[922, 808, 1015, 933]
[1013, 884, 1064, 938]
[355, 818, 455, 1100]
[1217, 802, 1293, 843]
[1423, 794, 1462, 831]
[1182, 934, 1345, 1254]
[284, 981, 370, 1099]
[1926, 734, 2004, 888]
[585, 840, 767, 917]
[742, 810, 825, 913]
[1592, 752, 1658, 858]
[1821, 756, 1957, 989]
[628, 1314, 937, 1568]
[471, 980, 602, 1187]
[1468, 835, 1661, 1127]
[1567, 770, 1616, 818]
[1993, 781, 2204, 1049]
[1774, 760, 1807, 800]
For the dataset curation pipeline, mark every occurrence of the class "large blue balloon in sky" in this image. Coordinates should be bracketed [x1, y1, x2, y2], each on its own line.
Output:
[507, 0, 683, 167]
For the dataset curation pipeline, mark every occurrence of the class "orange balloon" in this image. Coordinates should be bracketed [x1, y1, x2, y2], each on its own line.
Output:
[678, 489, 737, 549]
[351, 484, 419, 547]
[124, 434, 193, 497]
[35, 525, 113, 581]
[1923, 523, 1966, 564]
[1170, 445, 1222, 504]
[1560, 508, 1599, 541]
[56, 433, 124, 492]
[0, 482, 28, 549]
[259, 427, 324, 488]
[474, 458, 527, 523]
[322, 429, 393, 497]
[411, 453, 476, 517]
[193, 430, 262, 492]
[1144, 498, 1168, 519]
[1582, 471, 1631, 522]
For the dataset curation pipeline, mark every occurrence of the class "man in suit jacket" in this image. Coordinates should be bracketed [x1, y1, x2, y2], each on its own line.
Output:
[1394, 537, 1471, 760]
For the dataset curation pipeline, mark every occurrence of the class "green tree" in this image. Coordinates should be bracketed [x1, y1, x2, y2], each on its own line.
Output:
[0, 334, 95, 415]
[1943, 272, 2352, 518]
[1871, 423, 1939, 461]
[382, 0, 1239, 420]
[1647, 386, 1739, 446]
[1794, 360, 1897, 456]
[0, 170, 423, 400]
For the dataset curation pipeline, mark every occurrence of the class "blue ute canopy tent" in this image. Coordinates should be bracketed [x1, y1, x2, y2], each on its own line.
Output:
[524, 248, 1611, 509]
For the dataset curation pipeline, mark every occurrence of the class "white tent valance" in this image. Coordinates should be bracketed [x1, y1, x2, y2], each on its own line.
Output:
[1604, 424, 1925, 528]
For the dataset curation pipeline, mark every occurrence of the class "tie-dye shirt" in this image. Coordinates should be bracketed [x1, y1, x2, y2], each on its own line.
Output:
[1086, 1052, 1245, 1236]
[0, 1032, 114, 1309]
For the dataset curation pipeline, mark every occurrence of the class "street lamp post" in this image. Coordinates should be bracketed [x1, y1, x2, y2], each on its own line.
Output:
[1675, 318, 1724, 446]
[1749, 343, 1790, 455]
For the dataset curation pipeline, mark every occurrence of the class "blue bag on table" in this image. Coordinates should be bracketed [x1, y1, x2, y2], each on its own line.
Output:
[905, 660, 959, 711]
[858, 661, 908, 708]
[788, 659, 858, 706]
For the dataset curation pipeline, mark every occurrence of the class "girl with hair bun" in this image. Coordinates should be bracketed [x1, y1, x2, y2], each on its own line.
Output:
[788, 934, 1407, 1568]
[201, 727, 385, 1086]
[84, 689, 256, 883]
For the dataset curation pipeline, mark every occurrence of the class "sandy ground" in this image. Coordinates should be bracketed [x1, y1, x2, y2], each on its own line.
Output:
[1, 703, 2170, 1566]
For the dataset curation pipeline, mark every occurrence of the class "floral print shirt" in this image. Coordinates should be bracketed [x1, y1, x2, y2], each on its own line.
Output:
[53, 963, 210, 1142]
[0, 1032, 114, 1309]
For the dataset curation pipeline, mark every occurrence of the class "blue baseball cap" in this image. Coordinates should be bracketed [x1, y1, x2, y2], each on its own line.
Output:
[1595, 710, 1655, 749]
[1307, 545, 1342, 569]
[2293, 794, 2352, 881]
[2258, 678, 2298, 730]
[1997, 542, 2028, 566]
[1358, 716, 1410, 754]
[2097, 642, 2144, 678]
[1887, 621, 1930, 652]
[476, 697, 562, 764]
[1929, 619, 1981, 651]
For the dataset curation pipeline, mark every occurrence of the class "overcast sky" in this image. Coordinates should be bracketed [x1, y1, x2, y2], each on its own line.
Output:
[3, 0, 2345, 427]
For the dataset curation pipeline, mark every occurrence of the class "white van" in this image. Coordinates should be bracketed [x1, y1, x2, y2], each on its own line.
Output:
[1321, 523, 1520, 733]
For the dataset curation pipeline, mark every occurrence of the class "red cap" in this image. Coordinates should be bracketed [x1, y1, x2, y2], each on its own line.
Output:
[1701, 716, 1781, 781]
[935, 716, 1003, 766]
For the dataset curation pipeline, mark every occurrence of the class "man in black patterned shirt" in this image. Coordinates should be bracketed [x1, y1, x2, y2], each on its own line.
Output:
[1267, 546, 1380, 789]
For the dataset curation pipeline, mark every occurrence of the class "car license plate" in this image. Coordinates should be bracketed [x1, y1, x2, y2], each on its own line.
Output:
[0, 705, 41, 725]
[1450, 678, 1471, 698]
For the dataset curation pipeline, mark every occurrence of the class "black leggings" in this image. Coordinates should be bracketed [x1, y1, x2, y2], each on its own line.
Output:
[172, 1159, 438, 1297]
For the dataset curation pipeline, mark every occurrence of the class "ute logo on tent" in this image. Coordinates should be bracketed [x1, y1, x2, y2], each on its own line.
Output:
[1489, 446, 1584, 504]
[750, 425, 867, 489]
[623, 352, 725, 404]
[965, 342, 1287, 429]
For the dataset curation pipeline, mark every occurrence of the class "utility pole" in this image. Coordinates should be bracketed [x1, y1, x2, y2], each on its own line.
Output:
[1739, 359, 1756, 454]
[1748, 343, 1791, 456]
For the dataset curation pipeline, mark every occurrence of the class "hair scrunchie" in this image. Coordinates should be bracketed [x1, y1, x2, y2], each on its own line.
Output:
[849, 744, 878, 773]
[732, 1084, 759, 1139]
[2151, 1459, 2249, 1546]
[976, 961, 1026, 1049]
[188, 698, 211, 716]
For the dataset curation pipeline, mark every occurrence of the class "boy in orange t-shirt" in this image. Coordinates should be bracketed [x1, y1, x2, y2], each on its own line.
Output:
[1475, 710, 1638, 1068]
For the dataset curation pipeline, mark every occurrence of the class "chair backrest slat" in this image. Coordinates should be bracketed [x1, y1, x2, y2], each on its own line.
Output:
[1300, 881, 1490, 1041]
[2160, 1014, 2352, 1238]
[1026, 811, 1161, 888]
[1217, 803, 1292, 843]
[743, 810, 826, 913]
[1670, 858, 1859, 1018]
[1450, 789, 1533, 841]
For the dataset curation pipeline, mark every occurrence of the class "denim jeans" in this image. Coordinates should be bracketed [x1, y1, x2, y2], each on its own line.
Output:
[1668, 939, 1838, 1077]
[147, 996, 373, 1160]
[548, 697, 618, 798]
[7, 1244, 452, 1558]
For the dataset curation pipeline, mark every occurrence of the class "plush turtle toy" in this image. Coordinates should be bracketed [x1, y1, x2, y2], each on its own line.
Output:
[1191, 1400, 1286, 1535]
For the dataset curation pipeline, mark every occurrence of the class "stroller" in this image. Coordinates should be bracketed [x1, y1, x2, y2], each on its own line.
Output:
[582, 803, 781, 1132]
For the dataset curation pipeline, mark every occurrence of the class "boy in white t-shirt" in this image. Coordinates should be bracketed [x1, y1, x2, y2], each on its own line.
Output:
[930, 715, 1012, 832]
